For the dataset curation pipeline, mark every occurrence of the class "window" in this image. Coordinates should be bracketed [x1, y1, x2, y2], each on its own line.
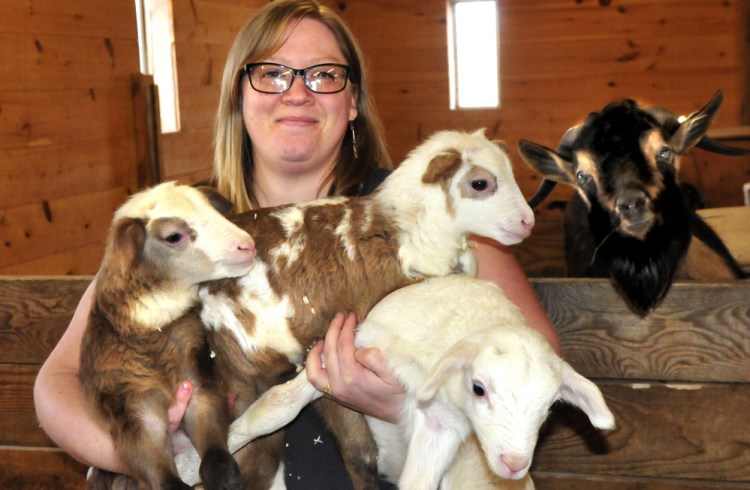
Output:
[135, 0, 180, 133]
[447, 0, 500, 109]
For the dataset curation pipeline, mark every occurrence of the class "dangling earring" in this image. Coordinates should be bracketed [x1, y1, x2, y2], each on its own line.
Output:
[349, 121, 358, 159]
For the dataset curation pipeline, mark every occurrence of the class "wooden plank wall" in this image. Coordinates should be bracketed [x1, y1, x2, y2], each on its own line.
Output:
[1, 0, 747, 275]
[531, 279, 750, 489]
[0, 277, 91, 489]
[0, 1, 143, 275]
[1, 276, 747, 488]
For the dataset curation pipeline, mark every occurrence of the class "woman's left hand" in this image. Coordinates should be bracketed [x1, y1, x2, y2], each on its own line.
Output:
[306, 312, 405, 423]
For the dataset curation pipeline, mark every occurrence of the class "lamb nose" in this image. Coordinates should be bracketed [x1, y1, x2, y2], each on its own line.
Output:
[501, 454, 529, 474]
[239, 238, 255, 251]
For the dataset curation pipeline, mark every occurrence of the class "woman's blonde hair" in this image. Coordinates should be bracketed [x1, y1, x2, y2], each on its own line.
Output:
[212, 0, 391, 212]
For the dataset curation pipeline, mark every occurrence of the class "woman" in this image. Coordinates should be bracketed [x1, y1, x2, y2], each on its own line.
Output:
[34, 0, 560, 487]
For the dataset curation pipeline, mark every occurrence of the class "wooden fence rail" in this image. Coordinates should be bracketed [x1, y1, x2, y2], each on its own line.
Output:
[0, 276, 748, 488]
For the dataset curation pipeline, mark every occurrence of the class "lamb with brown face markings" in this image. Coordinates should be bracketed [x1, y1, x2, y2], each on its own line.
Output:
[80, 182, 255, 490]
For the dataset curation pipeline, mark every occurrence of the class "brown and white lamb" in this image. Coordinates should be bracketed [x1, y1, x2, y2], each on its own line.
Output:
[80, 182, 255, 490]
[177, 129, 535, 489]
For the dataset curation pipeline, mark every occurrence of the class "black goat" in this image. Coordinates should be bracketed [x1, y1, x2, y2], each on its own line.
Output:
[519, 90, 748, 314]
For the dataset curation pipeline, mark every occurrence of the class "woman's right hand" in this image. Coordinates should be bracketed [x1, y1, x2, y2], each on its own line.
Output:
[306, 312, 405, 423]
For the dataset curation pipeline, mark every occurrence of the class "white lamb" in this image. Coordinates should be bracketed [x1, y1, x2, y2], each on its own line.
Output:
[177, 275, 616, 489]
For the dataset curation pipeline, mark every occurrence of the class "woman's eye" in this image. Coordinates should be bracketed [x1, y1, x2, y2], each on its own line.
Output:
[313, 71, 335, 80]
[576, 171, 589, 185]
[471, 179, 488, 191]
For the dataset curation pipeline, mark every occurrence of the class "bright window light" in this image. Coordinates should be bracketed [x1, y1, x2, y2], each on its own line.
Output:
[136, 0, 180, 133]
[447, 0, 500, 109]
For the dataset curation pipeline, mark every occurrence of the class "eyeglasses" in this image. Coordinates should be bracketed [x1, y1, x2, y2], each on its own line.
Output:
[244, 63, 351, 94]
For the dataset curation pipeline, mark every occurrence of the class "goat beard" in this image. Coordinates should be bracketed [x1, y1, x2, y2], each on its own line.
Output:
[582, 183, 692, 315]
[607, 230, 690, 315]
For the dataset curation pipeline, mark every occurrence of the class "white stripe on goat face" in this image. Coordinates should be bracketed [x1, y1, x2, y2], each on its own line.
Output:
[451, 145, 535, 247]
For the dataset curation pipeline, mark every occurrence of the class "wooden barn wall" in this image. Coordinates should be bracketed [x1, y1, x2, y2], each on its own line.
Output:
[1, 0, 748, 275]
[0, 2, 145, 275]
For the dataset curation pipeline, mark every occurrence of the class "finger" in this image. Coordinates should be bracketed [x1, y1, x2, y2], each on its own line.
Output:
[305, 341, 327, 388]
[336, 312, 359, 375]
[323, 312, 346, 381]
[354, 347, 393, 379]
[168, 380, 193, 432]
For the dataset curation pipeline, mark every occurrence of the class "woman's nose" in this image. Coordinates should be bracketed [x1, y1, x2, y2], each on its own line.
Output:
[283, 74, 313, 99]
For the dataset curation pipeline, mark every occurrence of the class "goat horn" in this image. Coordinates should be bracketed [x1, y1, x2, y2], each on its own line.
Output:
[696, 136, 750, 156]
[558, 125, 582, 152]
[643, 106, 678, 127]
[528, 178, 557, 209]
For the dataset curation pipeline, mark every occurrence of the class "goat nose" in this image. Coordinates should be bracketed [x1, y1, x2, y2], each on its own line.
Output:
[500, 454, 530, 475]
[616, 192, 646, 216]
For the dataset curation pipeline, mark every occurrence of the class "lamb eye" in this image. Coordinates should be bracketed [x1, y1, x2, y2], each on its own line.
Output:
[657, 147, 672, 161]
[471, 179, 488, 191]
[576, 171, 589, 185]
[472, 382, 486, 397]
[164, 232, 184, 245]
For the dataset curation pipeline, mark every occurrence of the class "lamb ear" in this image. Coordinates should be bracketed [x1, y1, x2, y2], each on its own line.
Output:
[422, 150, 462, 186]
[417, 341, 480, 402]
[558, 361, 616, 431]
[109, 217, 147, 276]
[197, 186, 234, 217]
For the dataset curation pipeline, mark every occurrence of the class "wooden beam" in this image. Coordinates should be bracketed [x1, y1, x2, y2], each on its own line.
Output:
[0, 448, 87, 489]
[533, 382, 750, 481]
[0, 276, 90, 363]
[532, 279, 750, 382]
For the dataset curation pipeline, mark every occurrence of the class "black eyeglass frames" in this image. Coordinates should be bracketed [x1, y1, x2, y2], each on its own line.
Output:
[244, 62, 351, 94]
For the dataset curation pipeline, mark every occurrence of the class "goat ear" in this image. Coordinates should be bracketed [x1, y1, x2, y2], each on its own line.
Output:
[109, 217, 147, 275]
[670, 90, 722, 154]
[518, 139, 575, 184]
[197, 186, 234, 217]
[558, 361, 616, 431]
[422, 150, 462, 185]
[418, 341, 480, 402]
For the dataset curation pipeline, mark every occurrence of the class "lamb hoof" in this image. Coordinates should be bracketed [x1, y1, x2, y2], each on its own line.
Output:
[199, 447, 242, 490]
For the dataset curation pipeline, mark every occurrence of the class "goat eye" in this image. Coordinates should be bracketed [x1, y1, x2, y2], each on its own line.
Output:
[471, 179, 488, 191]
[472, 382, 486, 398]
[576, 171, 589, 185]
[164, 232, 184, 245]
[657, 147, 672, 161]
